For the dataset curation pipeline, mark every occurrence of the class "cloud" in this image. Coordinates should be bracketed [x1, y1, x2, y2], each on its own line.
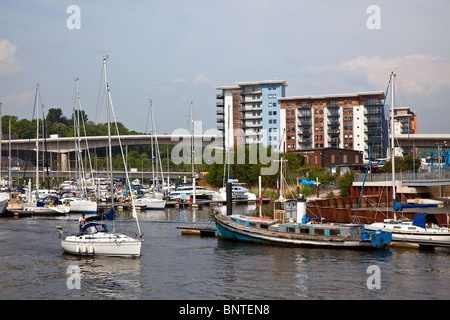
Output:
[194, 73, 211, 85]
[0, 39, 23, 77]
[173, 78, 187, 83]
[2, 90, 34, 112]
[301, 54, 450, 95]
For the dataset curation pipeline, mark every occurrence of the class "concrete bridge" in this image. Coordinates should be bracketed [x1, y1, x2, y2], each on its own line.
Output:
[395, 134, 450, 149]
[1, 134, 221, 171]
[1, 134, 220, 153]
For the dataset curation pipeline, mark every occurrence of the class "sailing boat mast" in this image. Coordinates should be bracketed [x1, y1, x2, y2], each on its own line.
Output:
[35, 84, 40, 192]
[149, 99, 155, 189]
[390, 72, 396, 209]
[103, 57, 114, 213]
[190, 101, 195, 180]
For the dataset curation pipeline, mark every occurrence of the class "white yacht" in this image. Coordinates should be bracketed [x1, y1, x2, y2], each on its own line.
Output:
[365, 213, 450, 248]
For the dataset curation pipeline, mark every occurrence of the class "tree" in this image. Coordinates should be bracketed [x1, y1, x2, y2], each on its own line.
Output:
[381, 156, 421, 173]
[46, 108, 68, 125]
[337, 170, 355, 198]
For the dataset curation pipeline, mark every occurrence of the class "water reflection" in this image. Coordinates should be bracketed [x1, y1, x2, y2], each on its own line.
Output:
[61, 254, 143, 299]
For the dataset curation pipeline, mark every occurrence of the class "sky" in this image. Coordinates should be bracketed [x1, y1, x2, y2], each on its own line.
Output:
[1, 0, 449, 135]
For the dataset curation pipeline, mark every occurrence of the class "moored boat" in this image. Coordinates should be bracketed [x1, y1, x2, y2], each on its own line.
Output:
[365, 213, 450, 248]
[215, 197, 391, 250]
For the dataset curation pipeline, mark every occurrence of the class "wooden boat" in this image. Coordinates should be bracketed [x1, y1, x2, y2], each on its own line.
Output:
[215, 197, 391, 250]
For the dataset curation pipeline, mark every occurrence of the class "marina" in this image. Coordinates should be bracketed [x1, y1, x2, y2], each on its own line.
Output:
[0, 204, 449, 300]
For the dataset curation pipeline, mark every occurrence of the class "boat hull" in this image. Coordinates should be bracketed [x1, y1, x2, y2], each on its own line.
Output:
[365, 223, 450, 248]
[61, 233, 142, 257]
[135, 198, 166, 210]
[63, 199, 97, 214]
[215, 214, 391, 250]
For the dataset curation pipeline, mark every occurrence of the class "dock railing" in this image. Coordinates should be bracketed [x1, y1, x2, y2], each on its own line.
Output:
[354, 170, 450, 183]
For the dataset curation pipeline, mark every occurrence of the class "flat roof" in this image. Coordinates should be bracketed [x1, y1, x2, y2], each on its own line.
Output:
[236, 80, 288, 87]
[216, 85, 240, 90]
[278, 91, 385, 100]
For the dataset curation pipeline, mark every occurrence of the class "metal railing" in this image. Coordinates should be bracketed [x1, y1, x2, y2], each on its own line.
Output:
[354, 170, 450, 182]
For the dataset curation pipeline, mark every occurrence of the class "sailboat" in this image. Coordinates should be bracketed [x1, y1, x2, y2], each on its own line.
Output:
[58, 57, 142, 257]
[363, 73, 450, 248]
[215, 156, 392, 250]
[18, 85, 70, 216]
[59, 78, 97, 214]
[135, 99, 165, 210]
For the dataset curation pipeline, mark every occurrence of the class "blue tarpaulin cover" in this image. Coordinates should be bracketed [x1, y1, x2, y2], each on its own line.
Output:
[413, 213, 439, 229]
[301, 179, 316, 186]
[86, 208, 115, 221]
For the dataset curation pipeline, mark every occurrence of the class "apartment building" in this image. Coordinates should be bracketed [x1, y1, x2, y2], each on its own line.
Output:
[216, 80, 287, 150]
[390, 107, 418, 157]
[279, 91, 388, 161]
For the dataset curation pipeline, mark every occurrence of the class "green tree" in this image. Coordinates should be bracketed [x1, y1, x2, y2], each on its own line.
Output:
[337, 170, 355, 198]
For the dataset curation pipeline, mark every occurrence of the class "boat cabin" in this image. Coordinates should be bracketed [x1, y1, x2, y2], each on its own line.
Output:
[274, 199, 297, 222]
[79, 223, 111, 236]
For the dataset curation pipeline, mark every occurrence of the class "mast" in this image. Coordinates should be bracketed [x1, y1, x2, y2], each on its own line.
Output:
[149, 99, 155, 189]
[35, 84, 40, 193]
[390, 72, 396, 209]
[0, 102, 2, 182]
[190, 101, 194, 180]
[103, 57, 114, 214]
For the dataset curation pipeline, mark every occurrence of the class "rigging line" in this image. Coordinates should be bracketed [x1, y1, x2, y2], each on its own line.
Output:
[353, 81, 390, 222]
[108, 90, 142, 236]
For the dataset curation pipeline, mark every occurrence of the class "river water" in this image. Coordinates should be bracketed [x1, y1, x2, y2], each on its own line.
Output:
[0, 204, 449, 302]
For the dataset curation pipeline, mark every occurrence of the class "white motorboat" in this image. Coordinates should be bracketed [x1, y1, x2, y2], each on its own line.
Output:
[60, 197, 98, 214]
[135, 197, 166, 210]
[365, 213, 450, 248]
[213, 179, 256, 201]
[21, 200, 71, 216]
[169, 184, 217, 200]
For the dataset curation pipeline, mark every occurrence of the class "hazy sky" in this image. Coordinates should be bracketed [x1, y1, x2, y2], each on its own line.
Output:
[1, 0, 449, 135]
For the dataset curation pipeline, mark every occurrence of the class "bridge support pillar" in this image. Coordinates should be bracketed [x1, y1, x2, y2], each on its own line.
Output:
[60, 153, 68, 172]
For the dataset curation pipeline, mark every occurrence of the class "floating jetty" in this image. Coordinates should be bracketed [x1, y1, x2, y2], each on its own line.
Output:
[176, 225, 216, 237]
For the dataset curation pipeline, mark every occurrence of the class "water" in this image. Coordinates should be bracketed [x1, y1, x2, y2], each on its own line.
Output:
[0, 205, 449, 300]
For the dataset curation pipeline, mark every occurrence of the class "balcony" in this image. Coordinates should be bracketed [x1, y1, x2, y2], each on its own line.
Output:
[217, 117, 224, 123]
[298, 129, 312, 135]
[365, 118, 380, 124]
[364, 100, 382, 107]
[366, 107, 382, 115]
[216, 101, 224, 107]
[216, 109, 224, 115]
[328, 128, 340, 134]
[216, 93, 223, 99]
[297, 112, 312, 118]
[328, 120, 340, 126]
[298, 120, 312, 126]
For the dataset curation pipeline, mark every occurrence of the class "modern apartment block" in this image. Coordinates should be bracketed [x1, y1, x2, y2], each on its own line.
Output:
[390, 107, 418, 157]
[279, 91, 388, 161]
[216, 80, 287, 150]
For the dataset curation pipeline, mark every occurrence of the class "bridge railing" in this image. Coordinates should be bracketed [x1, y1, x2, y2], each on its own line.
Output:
[354, 169, 450, 182]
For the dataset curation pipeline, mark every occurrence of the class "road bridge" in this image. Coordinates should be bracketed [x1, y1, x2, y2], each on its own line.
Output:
[1, 134, 221, 171]
[395, 134, 450, 149]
